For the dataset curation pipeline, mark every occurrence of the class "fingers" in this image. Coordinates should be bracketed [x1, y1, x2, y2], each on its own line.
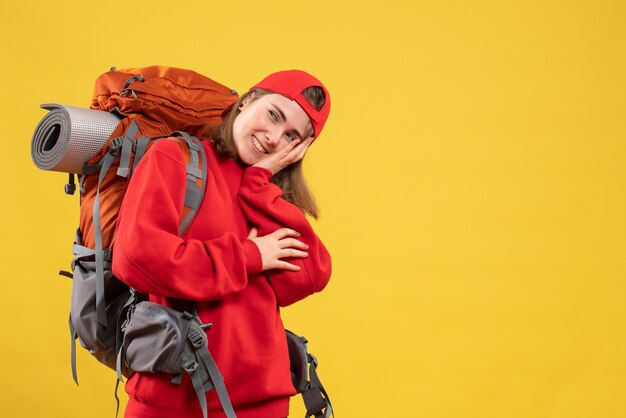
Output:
[250, 227, 310, 272]
[279, 238, 309, 251]
[252, 136, 314, 174]
[271, 229, 308, 251]
[281, 137, 313, 165]
[275, 260, 302, 272]
[279, 248, 308, 259]
[281, 138, 302, 155]
[271, 228, 301, 239]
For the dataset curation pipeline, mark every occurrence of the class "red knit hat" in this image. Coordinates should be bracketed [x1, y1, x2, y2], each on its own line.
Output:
[251, 70, 331, 139]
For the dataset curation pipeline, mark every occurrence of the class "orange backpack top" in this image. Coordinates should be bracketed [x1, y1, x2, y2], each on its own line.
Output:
[79, 66, 239, 250]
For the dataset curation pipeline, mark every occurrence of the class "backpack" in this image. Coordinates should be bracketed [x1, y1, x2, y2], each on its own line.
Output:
[64, 66, 239, 417]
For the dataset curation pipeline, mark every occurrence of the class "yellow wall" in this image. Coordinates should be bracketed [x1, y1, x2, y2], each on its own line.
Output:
[1, 0, 625, 417]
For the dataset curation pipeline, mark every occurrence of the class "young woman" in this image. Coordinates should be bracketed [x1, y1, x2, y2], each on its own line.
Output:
[112, 70, 332, 418]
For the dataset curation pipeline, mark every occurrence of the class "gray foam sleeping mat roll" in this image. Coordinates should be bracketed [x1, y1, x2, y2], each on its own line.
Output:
[31, 103, 121, 174]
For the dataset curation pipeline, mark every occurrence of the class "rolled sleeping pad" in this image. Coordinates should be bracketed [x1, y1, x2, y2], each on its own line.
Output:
[31, 103, 121, 174]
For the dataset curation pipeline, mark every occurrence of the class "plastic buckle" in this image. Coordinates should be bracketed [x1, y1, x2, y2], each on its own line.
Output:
[302, 386, 327, 417]
[65, 182, 76, 195]
[188, 330, 205, 349]
[109, 137, 124, 152]
[182, 360, 198, 373]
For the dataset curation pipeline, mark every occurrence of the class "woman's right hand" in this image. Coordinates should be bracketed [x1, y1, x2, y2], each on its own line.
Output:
[252, 137, 314, 175]
[247, 227, 309, 271]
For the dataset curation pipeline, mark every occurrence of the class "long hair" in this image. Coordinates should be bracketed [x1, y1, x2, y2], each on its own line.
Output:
[210, 87, 326, 219]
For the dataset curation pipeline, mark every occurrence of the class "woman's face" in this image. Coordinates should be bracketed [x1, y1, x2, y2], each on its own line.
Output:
[232, 93, 312, 165]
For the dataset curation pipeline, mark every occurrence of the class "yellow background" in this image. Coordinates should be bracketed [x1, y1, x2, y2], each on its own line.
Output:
[1, 0, 625, 417]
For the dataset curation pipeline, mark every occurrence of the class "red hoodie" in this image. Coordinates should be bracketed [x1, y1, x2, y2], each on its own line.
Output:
[112, 139, 331, 418]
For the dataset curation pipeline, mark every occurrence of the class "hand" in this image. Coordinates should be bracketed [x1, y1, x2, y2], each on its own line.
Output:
[247, 227, 309, 272]
[253, 137, 314, 174]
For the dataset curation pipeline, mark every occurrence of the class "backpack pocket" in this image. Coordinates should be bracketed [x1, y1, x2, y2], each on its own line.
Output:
[121, 301, 187, 374]
[120, 301, 236, 418]
[70, 259, 131, 371]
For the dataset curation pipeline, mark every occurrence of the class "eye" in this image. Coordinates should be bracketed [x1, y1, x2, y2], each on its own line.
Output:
[269, 110, 278, 121]
[286, 132, 297, 142]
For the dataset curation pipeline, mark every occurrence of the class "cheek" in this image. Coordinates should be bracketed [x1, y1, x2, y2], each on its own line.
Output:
[232, 116, 250, 149]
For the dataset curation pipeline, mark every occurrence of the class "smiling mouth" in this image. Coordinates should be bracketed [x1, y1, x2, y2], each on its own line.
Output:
[251, 135, 268, 154]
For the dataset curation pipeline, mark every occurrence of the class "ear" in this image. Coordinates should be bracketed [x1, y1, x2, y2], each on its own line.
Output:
[239, 91, 256, 109]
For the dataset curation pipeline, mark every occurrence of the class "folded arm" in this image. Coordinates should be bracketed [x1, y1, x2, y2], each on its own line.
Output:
[112, 141, 261, 301]
[238, 166, 331, 307]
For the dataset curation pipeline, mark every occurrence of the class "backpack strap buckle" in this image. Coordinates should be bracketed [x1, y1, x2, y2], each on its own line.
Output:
[188, 329, 205, 349]
[109, 136, 124, 152]
[182, 359, 198, 373]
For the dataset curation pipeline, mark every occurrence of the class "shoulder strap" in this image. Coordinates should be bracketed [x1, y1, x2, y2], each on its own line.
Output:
[165, 131, 208, 237]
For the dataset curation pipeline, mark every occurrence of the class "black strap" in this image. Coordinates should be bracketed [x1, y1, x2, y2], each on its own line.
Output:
[305, 354, 333, 418]
[59, 270, 73, 279]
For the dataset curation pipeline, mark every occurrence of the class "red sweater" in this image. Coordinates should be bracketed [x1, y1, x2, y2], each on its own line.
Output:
[112, 139, 331, 418]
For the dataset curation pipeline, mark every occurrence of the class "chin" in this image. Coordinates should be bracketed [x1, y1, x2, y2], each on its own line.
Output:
[236, 149, 256, 166]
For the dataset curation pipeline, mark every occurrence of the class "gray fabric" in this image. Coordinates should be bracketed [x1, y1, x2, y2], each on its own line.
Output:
[122, 302, 184, 373]
[121, 301, 235, 418]
[183, 178, 203, 208]
[31, 104, 121, 173]
[69, 314, 78, 384]
[286, 330, 309, 393]
[69, 259, 131, 376]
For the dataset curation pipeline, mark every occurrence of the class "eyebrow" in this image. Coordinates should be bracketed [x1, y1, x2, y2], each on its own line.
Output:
[271, 104, 304, 139]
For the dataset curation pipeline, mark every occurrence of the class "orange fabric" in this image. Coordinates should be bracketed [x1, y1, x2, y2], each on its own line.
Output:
[79, 66, 238, 250]
[91, 66, 238, 138]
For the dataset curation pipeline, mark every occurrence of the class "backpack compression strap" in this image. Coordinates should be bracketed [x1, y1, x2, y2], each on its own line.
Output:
[180, 312, 236, 418]
[92, 121, 140, 328]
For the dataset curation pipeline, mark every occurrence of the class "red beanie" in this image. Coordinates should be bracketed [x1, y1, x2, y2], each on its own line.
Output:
[251, 70, 331, 139]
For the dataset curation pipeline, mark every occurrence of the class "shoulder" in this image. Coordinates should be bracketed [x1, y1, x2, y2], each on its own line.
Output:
[140, 137, 205, 171]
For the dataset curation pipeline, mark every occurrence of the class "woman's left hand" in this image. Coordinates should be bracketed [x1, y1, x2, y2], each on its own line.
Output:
[253, 137, 314, 174]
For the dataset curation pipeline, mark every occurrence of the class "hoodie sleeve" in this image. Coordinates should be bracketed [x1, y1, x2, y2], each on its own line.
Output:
[112, 140, 262, 302]
[238, 166, 331, 307]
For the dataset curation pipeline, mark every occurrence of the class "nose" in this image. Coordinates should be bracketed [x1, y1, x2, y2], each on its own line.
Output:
[265, 128, 279, 145]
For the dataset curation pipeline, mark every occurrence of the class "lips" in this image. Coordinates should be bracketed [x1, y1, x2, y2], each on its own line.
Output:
[251, 135, 268, 154]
